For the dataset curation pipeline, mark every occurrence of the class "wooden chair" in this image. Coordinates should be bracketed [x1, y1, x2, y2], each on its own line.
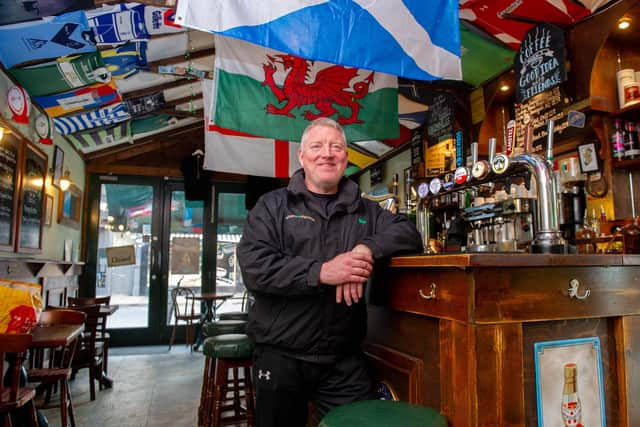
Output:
[0, 334, 38, 427]
[68, 304, 104, 401]
[169, 287, 201, 351]
[27, 309, 86, 427]
[68, 296, 111, 375]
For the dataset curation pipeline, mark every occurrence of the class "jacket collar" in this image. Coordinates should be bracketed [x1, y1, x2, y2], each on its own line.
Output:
[288, 169, 360, 214]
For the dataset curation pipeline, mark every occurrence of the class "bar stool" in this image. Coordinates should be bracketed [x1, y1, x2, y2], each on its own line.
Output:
[319, 400, 448, 427]
[200, 333, 254, 427]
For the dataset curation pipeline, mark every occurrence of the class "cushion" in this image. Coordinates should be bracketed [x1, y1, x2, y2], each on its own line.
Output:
[319, 400, 448, 427]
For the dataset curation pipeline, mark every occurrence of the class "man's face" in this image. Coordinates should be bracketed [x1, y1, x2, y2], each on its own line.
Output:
[298, 125, 348, 194]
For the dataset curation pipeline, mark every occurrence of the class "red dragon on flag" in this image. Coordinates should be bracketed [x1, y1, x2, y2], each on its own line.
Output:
[261, 53, 375, 125]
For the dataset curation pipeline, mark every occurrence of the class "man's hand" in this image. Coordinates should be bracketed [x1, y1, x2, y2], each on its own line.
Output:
[319, 250, 373, 286]
[320, 245, 373, 305]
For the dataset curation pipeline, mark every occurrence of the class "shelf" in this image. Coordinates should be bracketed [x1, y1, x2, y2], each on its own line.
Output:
[613, 156, 640, 170]
[612, 102, 640, 120]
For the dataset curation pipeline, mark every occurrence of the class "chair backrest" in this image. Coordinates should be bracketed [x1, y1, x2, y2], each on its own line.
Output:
[39, 308, 87, 327]
[67, 304, 101, 354]
[68, 296, 110, 336]
[171, 287, 196, 319]
[0, 333, 32, 403]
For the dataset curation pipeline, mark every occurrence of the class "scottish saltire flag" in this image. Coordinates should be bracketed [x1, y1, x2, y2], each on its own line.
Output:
[175, 0, 461, 81]
[34, 80, 121, 117]
[9, 52, 109, 97]
[202, 79, 300, 178]
[0, 11, 96, 68]
[53, 102, 130, 135]
[211, 36, 398, 143]
[100, 42, 148, 79]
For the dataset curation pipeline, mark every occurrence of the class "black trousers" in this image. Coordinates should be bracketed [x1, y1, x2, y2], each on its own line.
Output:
[252, 348, 373, 427]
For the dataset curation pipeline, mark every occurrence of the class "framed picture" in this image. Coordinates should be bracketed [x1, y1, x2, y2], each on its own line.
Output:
[44, 194, 54, 227]
[16, 141, 47, 253]
[534, 337, 606, 427]
[577, 142, 600, 173]
[0, 121, 21, 251]
[58, 183, 82, 229]
[52, 145, 64, 189]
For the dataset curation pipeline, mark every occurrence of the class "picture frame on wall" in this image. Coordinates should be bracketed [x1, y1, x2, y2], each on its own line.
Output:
[0, 120, 21, 251]
[52, 145, 64, 189]
[534, 337, 606, 427]
[577, 142, 600, 173]
[16, 141, 47, 253]
[58, 183, 82, 229]
[44, 193, 54, 227]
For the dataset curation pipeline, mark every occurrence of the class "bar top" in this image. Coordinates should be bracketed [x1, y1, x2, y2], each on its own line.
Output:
[389, 253, 640, 267]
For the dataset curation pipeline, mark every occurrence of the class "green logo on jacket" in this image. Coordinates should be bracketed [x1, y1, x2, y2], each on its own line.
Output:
[358, 218, 367, 224]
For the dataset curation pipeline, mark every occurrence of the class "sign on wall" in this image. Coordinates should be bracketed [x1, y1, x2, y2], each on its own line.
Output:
[515, 23, 567, 103]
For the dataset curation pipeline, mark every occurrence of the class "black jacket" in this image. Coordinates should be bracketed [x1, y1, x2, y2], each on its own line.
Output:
[237, 169, 423, 357]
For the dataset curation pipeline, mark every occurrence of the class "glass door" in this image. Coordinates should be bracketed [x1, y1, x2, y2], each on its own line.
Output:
[84, 176, 163, 345]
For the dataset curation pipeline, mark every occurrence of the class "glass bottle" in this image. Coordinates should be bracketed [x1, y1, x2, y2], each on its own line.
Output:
[624, 121, 638, 159]
[610, 119, 626, 161]
[561, 363, 584, 427]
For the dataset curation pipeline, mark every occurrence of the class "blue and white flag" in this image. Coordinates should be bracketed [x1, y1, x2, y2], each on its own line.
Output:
[175, 0, 461, 81]
[0, 11, 95, 68]
[54, 102, 131, 135]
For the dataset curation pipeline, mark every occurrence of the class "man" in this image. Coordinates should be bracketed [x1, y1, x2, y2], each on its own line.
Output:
[237, 117, 423, 426]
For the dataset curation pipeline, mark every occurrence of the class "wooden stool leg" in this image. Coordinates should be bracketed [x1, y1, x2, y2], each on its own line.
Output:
[244, 365, 255, 427]
[67, 379, 76, 427]
[198, 356, 210, 426]
[213, 359, 227, 427]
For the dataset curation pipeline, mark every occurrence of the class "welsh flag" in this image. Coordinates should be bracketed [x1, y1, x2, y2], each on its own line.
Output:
[202, 80, 301, 178]
[212, 35, 398, 143]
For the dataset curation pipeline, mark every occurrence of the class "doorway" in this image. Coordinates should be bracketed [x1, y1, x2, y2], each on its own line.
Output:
[83, 175, 248, 346]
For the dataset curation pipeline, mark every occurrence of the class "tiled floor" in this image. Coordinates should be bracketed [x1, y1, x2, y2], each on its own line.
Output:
[39, 346, 205, 427]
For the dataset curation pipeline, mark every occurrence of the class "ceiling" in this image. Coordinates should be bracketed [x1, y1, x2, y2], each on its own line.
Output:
[0, 0, 620, 177]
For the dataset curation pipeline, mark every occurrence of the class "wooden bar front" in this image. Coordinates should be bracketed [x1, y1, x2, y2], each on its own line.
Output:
[366, 254, 640, 426]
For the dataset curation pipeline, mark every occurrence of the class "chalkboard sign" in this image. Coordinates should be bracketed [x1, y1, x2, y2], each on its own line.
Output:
[410, 126, 424, 166]
[17, 141, 47, 253]
[370, 165, 383, 186]
[0, 130, 20, 251]
[425, 92, 455, 147]
[515, 86, 573, 152]
[515, 23, 567, 103]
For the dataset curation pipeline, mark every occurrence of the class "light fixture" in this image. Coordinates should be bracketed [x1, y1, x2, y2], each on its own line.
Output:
[0, 127, 4, 143]
[618, 17, 631, 30]
[59, 169, 71, 191]
[500, 84, 510, 92]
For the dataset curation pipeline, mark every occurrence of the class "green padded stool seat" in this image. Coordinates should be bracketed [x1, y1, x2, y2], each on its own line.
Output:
[202, 333, 253, 359]
[202, 319, 247, 337]
[219, 311, 249, 321]
[319, 400, 448, 427]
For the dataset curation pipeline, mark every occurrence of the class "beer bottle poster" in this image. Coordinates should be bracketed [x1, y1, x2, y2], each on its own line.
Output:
[515, 23, 567, 103]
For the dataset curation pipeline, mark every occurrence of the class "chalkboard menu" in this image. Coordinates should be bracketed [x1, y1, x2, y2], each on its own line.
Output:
[425, 92, 455, 147]
[17, 142, 46, 253]
[0, 131, 20, 250]
[515, 86, 573, 152]
[515, 23, 567, 103]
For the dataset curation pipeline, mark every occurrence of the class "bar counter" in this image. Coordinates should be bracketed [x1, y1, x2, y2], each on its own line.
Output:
[365, 253, 640, 427]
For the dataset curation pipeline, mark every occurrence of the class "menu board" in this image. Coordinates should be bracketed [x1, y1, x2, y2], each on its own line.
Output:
[515, 86, 572, 152]
[0, 131, 20, 250]
[17, 142, 46, 252]
[425, 91, 455, 147]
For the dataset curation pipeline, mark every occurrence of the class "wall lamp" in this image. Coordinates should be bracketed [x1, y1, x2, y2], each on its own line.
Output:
[59, 169, 71, 191]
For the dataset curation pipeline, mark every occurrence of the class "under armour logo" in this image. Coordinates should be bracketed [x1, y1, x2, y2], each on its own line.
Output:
[258, 369, 271, 381]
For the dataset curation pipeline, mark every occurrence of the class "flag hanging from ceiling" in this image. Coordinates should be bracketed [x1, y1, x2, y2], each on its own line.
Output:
[34, 80, 121, 117]
[175, 0, 461, 81]
[211, 36, 398, 143]
[0, 11, 96, 68]
[100, 41, 148, 79]
[53, 102, 130, 135]
[66, 121, 131, 153]
[202, 79, 300, 178]
[9, 51, 110, 97]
